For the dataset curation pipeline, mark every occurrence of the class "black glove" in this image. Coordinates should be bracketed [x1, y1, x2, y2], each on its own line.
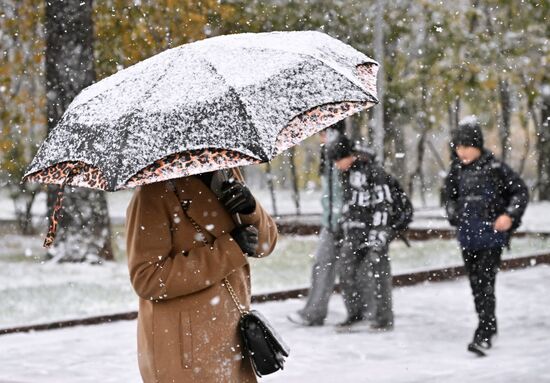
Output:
[367, 229, 391, 252]
[231, 225, 259, 257]
[220, 180, 256, 215]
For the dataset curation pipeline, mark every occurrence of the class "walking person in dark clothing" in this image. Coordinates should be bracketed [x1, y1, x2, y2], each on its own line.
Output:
[334, 142, 413, 332]
[287, 122, 347, 326]
[444, 116, 528, 356]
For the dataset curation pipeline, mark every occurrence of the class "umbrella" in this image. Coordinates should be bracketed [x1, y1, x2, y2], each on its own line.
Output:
[23, 30, 379, 246]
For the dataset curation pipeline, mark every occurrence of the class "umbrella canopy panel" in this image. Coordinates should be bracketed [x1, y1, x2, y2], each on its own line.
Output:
[25, 31, 378, 191]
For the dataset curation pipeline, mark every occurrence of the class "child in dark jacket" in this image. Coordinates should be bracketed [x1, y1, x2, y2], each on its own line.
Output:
[334, 141, 413, 332]
[443, 116, 528, 356]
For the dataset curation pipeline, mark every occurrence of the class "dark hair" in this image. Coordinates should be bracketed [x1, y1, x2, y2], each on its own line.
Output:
[329, 134, 353, 161]
[327, 120, 346, 134]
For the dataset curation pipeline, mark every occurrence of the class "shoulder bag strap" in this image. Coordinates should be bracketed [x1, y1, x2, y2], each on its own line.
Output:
[167, 179, 247, 316]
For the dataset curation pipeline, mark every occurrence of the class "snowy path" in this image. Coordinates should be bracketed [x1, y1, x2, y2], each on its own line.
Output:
[1, 266, 549, 383]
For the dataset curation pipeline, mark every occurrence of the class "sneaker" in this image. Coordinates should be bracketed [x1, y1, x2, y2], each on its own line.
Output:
[369, 321, 394, 332]
[335, 315, 369, 333]
[467, 339, 491, 357]
[287, 312, 324, 327]
[468, 333, 492, 357]
[337, 314, 365, 326]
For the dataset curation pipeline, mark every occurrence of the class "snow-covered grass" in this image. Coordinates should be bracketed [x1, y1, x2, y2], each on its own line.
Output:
[1, 232, 549, 329]
[0, 265, 548, 383]
[250, 234, 550, 292]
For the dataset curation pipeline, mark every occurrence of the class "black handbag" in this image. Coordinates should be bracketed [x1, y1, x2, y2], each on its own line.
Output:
[239, 310, 290, 377]
[224, 279, 290, 377]
[169, 178, 290, 377]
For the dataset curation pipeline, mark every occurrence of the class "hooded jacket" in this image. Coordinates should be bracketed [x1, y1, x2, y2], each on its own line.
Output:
[444, 150, 528, 250]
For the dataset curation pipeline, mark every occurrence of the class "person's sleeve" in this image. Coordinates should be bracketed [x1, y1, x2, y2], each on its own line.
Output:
[499, 163, 529, 226]
[126, 188, 248, 301]
[443, 165, 460, 226]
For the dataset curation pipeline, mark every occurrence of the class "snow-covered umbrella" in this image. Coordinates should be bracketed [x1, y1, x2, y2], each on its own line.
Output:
[23, 31, 379, 246]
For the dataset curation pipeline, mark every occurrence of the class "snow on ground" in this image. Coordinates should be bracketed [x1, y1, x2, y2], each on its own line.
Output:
[0, 265, 548, 383]
[2, 234, 550, 329]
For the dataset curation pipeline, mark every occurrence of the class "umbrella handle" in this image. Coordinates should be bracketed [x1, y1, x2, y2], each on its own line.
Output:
[234, 213, 243, 226]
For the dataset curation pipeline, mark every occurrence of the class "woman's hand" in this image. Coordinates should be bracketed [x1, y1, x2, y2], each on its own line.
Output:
[493, 214, 513, 232]
[220, 180, 257, 215]
[230, 225, 259, 256]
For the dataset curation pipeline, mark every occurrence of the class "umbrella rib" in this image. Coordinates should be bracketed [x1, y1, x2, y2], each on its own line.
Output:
[306, 56, 378, 103]
[200, 57, 269, 161]
[69, 49, 177, 117]
[222, 44, 377, 102]
[111, 55, 180, 190]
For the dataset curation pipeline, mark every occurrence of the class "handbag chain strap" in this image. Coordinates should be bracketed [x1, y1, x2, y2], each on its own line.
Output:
[223, 277, 248, 316]
[168, 180, 248, 316]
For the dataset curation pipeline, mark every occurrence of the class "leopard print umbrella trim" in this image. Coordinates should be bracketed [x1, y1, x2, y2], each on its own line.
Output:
[274, 100, 374, 155]
[23, 150, 258, 191]
[274, 63, 378, 154]
[356, 63, 378, 99]
[125, 149, 260, 188]
[24, 161, 109, 190]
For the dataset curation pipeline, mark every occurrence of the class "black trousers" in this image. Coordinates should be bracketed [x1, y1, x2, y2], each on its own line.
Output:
[462, 247, 502, 339]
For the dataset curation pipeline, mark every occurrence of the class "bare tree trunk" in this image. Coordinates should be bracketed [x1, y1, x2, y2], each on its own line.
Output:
[447, 104, 454, 135]
[45, 0, 113, 262]
[10, 189, 38, 235]
[289, 147, 301, 215]
[408, 129, 427, 206]
[517, 102, 531, 176]
[390, 116, 407, 186]
[373, 0, 385, 162]
[410, 85, 429, 206]
[539, 86, 550, 200]
[498, 78, 511, 162]
[265, 162, 278, 216]
[348, 114, 362, 143]
[447, 96, 461, 132]
[455, 97, 461, 129]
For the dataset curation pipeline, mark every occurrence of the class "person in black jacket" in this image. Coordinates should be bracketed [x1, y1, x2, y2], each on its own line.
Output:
[444, 116, 528, 356]
[334, 142, 413, 332]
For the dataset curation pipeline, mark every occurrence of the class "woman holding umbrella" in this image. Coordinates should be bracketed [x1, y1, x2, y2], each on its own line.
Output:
[126, 168, 277, 382]
[23, 31, 380, 381]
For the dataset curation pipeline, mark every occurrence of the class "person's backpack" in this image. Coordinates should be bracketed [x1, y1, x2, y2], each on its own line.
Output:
[388, 176, 414, 237]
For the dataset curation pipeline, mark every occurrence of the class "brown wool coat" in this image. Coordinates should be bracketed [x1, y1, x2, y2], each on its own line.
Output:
[126, 169, 278, 383]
